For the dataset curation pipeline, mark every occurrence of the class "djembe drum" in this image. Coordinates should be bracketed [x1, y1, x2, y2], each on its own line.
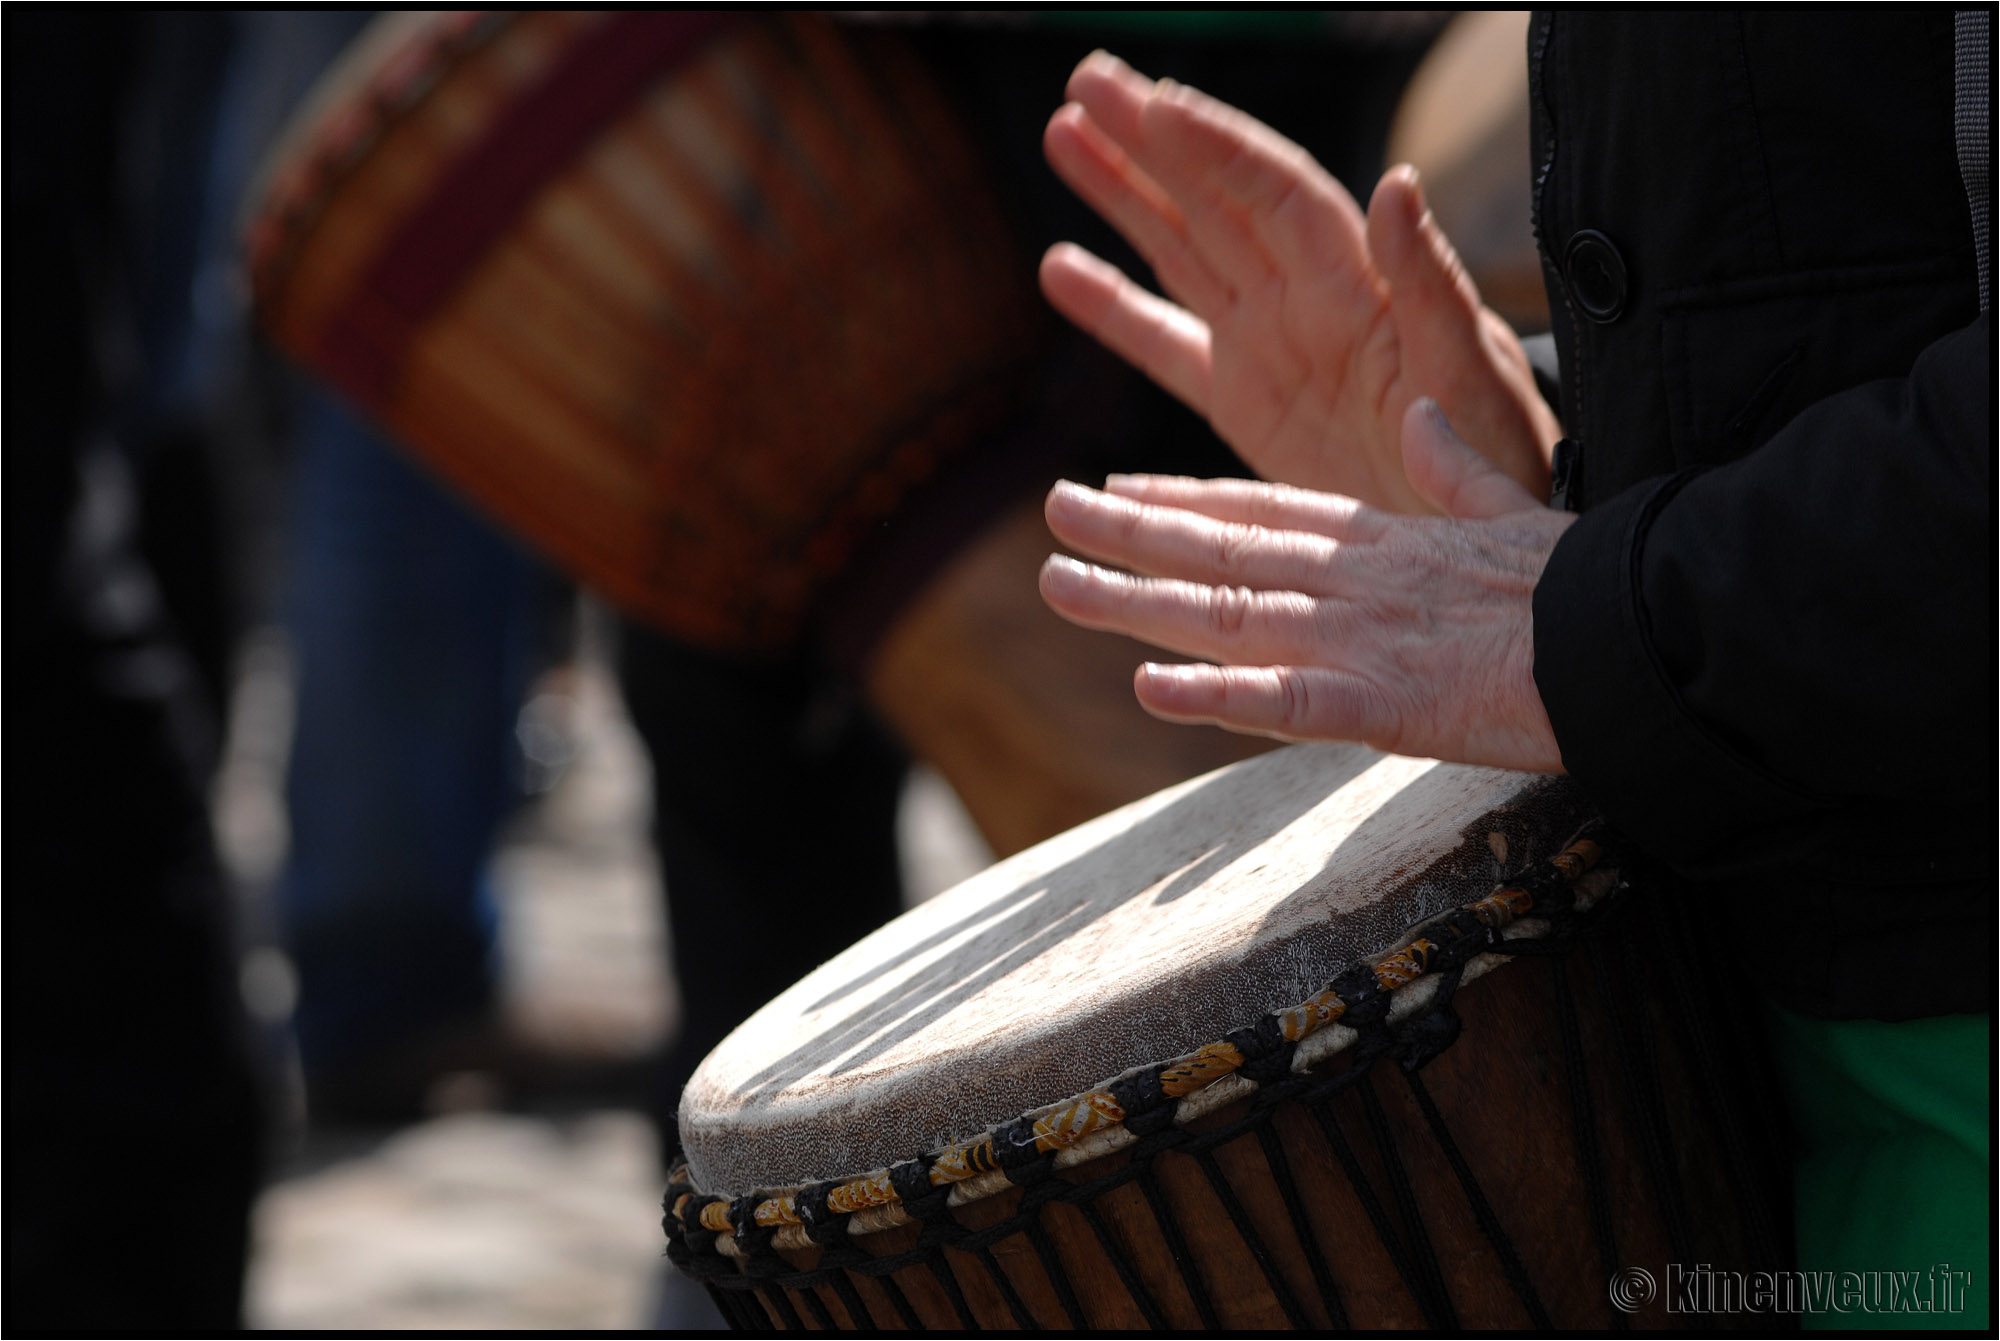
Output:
[667, 745, 1791, 1329]
[249, 10, 1038, 654]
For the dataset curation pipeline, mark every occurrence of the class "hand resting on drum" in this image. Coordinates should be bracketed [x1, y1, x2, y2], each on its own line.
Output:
[1039, 399, 1574, 773]
[1040, 50, 1560, 513]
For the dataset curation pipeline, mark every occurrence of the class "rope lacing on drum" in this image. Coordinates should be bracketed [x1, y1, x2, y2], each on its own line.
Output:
[662, 824, 1729, 1328]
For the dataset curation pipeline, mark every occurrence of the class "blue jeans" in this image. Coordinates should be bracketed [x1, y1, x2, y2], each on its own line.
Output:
[277, 388, 546, 1075]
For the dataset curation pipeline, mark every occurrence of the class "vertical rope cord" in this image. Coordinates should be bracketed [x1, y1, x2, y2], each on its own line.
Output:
[1309, 1096, 1452, 1328]
[970, 1242, 1039, 1328]
[735, 1289, 770, 1333]
[1552, 956, 1626, 1331]
[699, 1282, 735, 1329]
[1359, 1074, 1460, 1330]
[870, 1266, 924, 1330]
[747, 1289, 779, 1334]
[924, 1254, 979, 1329]
[1255, 1121, 1351, 1330]
[796, 1282, 836, 1329]
[760, 1282, 804, 1331]
[1193, 1147, 1312, 1328]
[713, 1284, 764, 1332]
[822, 1267, 873, 1329]
[1023, 1213, 1090, 1328]
[1078, 1196, 1171, 1329]
[1138, 1164, 1222, 1329]
[1402, 1067, 1553, 1329]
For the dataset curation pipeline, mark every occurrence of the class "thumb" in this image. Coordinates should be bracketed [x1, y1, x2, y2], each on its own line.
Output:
[1401, 397, 1544, 519]
[1367, 165, 1484, 336]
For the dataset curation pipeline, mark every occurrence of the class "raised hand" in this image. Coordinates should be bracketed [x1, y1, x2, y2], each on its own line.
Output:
[1041, 51, 1560, 514]
[1038, 400, 1574, 773]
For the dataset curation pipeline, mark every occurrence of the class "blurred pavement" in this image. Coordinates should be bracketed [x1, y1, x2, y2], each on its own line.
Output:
[228, 610, 991, 1330]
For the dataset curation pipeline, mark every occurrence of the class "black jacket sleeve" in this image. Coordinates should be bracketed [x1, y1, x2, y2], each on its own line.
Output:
[1533, 311, 1992, 887]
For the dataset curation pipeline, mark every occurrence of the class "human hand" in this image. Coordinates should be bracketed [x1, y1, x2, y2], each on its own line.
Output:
[1041, 51, 1560, 514]
[1038, 400, 1574, 773]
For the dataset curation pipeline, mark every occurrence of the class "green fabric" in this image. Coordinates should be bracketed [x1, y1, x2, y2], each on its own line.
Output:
[1767, 1005, 1990, 1331]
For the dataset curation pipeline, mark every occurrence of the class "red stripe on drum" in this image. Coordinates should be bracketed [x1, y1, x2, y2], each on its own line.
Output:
[315, 10, 737, 406]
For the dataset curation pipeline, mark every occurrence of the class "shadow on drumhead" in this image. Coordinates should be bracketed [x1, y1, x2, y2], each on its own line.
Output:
[717, 744, 1493, 1106]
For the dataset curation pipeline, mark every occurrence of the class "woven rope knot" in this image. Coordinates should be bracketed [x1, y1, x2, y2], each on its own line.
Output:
[993, 1117, 1045, 1171]
[795, 1184, 851, 1246]
[1112, 1070, 1169, 1117]
[1005, 1148, 1061, 1189]
[1240, 1042, 1299, 1085]
[1124, 1102, 1178, 1137]
[1333, 967, 1391, 1027]
[1391, 989, 1463, 1072]
[890, 1159, 952, 1221]
[1223, 1018, 1282, 1063]
[730, 1195, 778, 1257]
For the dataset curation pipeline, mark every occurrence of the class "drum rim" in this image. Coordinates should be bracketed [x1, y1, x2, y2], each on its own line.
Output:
[245, 10, 510, 315]
[666, 826, 1621, 1256]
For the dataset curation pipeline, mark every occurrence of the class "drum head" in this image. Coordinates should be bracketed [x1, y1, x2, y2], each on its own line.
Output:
[680, 745, 1591, 1191]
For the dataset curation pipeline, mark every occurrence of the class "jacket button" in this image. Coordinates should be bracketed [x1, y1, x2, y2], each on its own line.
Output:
[1563, 229, 1628, 322]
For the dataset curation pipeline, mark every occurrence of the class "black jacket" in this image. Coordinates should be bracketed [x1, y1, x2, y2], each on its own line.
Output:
[1526, 12, 1993, 1019]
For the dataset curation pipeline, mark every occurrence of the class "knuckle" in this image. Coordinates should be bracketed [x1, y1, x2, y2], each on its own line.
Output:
[1275, 667, 1314, 730]
[1208, 584, 1253, 636]
[1209, 521, 1259, 577]
[1110, 499, 1146, 546]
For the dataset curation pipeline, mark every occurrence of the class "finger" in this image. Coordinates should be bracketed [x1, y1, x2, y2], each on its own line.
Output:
[1126, 83, 1286, 297]
[1399, 398, 1545, 520]
[1040, 245, 1214, 413]
[1063, 49, 1158, 146]
[1043, 104, 1230, 314]
[1147, 84, 1378, 309]
[1366, 168, 1493, 440]
[1098, 474, 1386, 543]
[1368, 166, 1484, 330]
[1038, 555, 1336, 666]
[1045, 479, 1346, 594]
[1133, 662, 1401, 747]
[1370, 168, 1558, 494]
[1064, 63, 1283, 301]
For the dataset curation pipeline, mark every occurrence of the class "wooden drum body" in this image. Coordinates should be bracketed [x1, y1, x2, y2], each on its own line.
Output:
[668, 746, 1789, 1329]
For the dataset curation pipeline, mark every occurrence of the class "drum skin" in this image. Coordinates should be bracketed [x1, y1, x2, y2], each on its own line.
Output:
[673, 746, 1789, 1329]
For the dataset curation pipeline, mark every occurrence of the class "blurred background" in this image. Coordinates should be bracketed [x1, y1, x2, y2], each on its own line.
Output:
[228, 599, 992, 1328]
[5, 9, 1534, 1331]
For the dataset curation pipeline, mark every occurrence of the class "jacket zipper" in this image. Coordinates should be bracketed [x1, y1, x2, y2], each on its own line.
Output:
[1528, 9, 1587, 500]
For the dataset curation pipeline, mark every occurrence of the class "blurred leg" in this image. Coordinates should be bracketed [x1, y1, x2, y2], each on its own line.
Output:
[277, 389, 548, 1110]
[617, 626, 908, 1140]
